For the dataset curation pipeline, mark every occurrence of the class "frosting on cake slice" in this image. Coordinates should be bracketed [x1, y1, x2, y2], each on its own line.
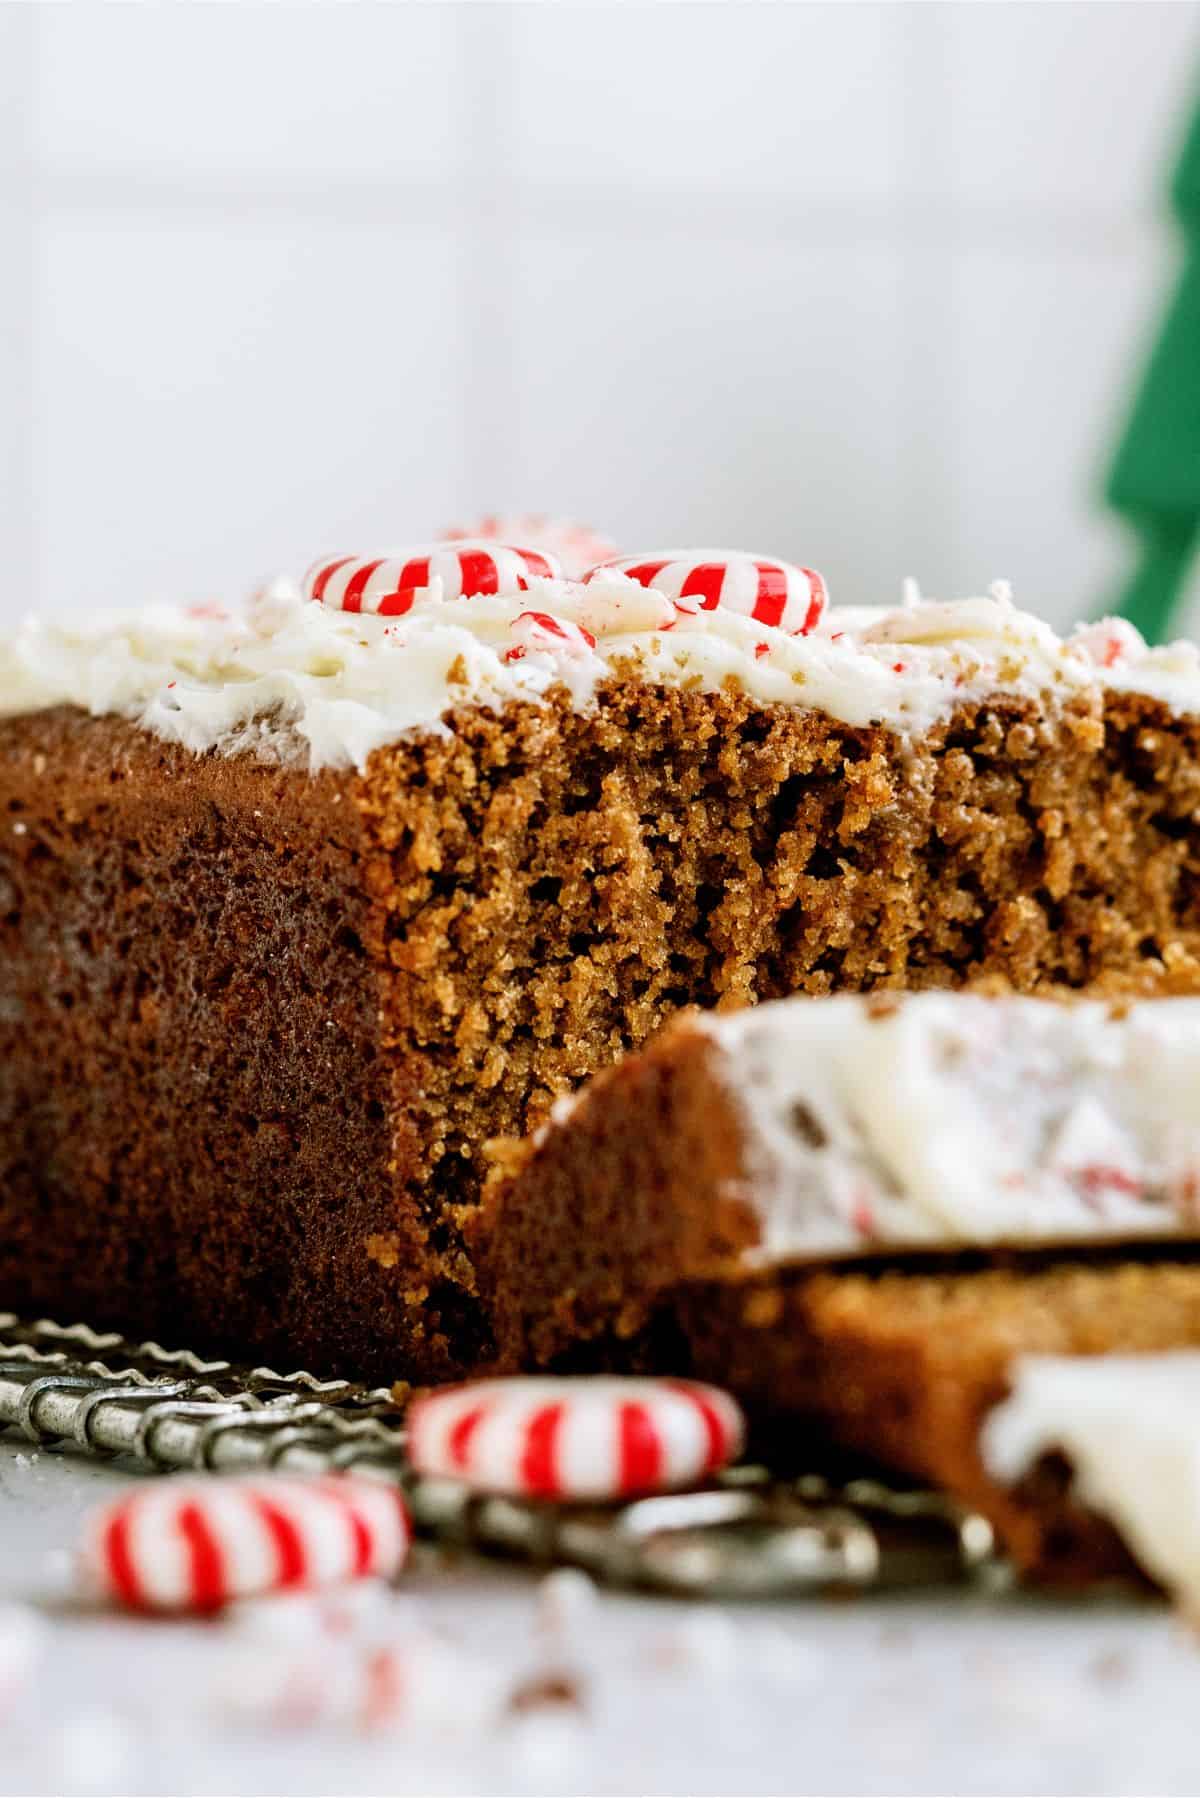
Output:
[478, 994, 1200, 1381]
[697, 993, 1200, 1256]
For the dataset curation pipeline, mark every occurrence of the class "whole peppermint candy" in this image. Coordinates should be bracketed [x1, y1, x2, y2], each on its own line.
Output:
[304, 541, 562, 617]
[79, 1475, 411, 1613]
[587, 550, 827, 634]
[408, 1375, 745, 1501]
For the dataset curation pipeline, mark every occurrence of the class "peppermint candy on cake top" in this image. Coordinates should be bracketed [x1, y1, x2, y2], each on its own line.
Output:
[408, 1375, 745, 1501]
[442, 515, 619, 581]
[80, 1474, 411, 1613]
[304, 542, 563, 616]
[586, 551, 828, 635]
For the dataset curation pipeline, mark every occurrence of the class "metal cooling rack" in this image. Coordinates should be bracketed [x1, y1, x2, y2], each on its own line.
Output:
[0, 1312, 1002, 1599]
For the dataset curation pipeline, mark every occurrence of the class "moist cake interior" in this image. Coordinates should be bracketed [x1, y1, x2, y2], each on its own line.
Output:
[5, 673, 1200, 1382]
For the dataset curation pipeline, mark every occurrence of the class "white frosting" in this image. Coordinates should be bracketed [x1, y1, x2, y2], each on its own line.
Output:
[2, 570, 1199, 772]
[982, 1354, 1200, 1607]
[699, 994, 1200, 1258]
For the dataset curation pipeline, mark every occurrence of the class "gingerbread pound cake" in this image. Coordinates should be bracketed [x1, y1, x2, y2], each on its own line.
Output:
[475, 992, 1200, 1583]
[5, 543, 1200, 1381]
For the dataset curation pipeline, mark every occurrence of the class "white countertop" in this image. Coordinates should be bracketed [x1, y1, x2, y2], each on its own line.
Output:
[0, 1436, 1194, 1798]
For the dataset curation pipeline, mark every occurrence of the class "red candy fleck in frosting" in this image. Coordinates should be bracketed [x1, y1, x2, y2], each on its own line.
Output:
[1071, 617, 1145, 670]
[586, 551, 828, 635]
[304, 542, 563, 615]
[1075, 1164, 1143, 1202]
[850, 1189, 878, 1239]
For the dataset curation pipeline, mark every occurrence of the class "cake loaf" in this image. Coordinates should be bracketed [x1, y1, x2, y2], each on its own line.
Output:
[5, 545, 1200, 1382]
[476, 993, 1200, 1582]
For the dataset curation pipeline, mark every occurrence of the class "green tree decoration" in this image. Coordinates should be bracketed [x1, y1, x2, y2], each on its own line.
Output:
[1107, 92, 1200, 644]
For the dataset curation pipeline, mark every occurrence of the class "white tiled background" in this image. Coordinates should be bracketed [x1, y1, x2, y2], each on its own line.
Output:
[1, 0, 1198, 629]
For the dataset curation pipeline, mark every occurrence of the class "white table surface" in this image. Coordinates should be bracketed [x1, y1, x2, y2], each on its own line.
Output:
[0, 1435, 1194, 1798]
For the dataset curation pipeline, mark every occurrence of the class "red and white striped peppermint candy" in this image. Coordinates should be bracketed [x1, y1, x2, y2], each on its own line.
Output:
[408, 1376, 745, 1501]
[504, 609, 598, 663]
[304, 541, 563, 617]
[443, 515, 619, 580]
[587, 550, 827, 634]
[79, 1474, 411, 1613]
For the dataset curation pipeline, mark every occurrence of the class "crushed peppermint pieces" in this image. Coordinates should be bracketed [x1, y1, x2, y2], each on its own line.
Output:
[503, 612, 598, 663]
[1071, 616, 1145, 670]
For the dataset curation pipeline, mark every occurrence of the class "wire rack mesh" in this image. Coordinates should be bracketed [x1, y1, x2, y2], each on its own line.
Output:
[0, 1312, 1002, 1599]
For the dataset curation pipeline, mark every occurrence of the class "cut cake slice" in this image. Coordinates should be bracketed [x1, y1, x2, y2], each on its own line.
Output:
[476, 993, 1200, 1582]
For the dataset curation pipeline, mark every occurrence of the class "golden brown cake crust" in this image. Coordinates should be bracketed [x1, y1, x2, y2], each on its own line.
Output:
[6, 678, 1200, 1380]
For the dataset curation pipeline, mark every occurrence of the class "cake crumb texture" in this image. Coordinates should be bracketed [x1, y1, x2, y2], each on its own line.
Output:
[6, 677, 1200, 1379]
[374, 681, 1200, 1239]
